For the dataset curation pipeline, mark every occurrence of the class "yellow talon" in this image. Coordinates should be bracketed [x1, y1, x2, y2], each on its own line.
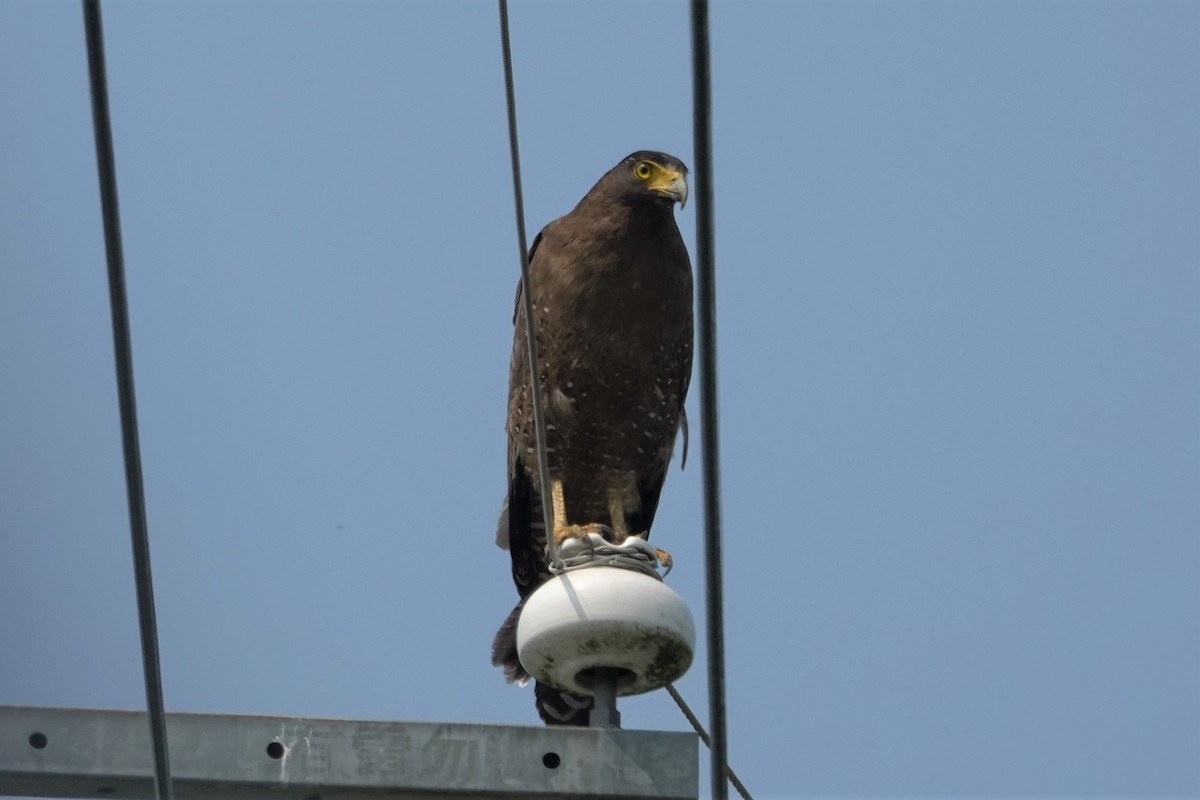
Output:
[654, 547, 673, 570]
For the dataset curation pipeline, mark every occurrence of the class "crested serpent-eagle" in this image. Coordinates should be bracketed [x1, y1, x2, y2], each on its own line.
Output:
[492, 151, 694, 726]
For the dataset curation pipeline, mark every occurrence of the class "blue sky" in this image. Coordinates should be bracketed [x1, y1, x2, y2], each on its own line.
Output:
[1, 1, 1197, 798]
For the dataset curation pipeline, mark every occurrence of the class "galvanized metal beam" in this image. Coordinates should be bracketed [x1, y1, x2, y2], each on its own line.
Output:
[0, 706, 697, 799]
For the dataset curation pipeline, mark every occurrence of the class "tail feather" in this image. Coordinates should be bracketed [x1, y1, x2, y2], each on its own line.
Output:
[535, 680, 592, 726]
[491, 600, 530, 685]
[492, 601, 592, 726]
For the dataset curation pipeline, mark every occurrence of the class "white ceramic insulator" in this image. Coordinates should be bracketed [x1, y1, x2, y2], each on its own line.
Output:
[516, 567, 695, 697]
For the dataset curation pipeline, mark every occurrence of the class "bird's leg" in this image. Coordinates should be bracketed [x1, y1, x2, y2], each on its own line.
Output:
[606, 490, 630, 545]
[550, 478, 611, 549]
[551, 478, 567, 531]
[605, 484, 669, 567]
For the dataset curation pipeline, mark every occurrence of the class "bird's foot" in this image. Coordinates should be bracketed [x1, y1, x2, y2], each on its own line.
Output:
[653, 547, 673, 571]
[553, 522, 613, 546]
[616, 531, 673, 572]
[552, 523, 614, 561]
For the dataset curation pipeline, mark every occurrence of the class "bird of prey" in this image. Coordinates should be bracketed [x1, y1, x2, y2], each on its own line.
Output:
[492, 151, 694, 726]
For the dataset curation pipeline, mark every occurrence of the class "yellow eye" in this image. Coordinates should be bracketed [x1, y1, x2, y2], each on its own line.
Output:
[634, 161, 654, 180]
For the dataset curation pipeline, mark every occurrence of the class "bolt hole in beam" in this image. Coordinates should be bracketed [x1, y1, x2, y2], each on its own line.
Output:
[266, 741, 286, 759]
[28, 733, 48, 749]
[541, 752, 560, 769]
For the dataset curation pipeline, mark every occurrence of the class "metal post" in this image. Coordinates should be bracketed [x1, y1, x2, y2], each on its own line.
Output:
[589, 669, 621, 729]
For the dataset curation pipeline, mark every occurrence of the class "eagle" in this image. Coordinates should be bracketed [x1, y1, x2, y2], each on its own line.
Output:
[492, 151, 694, 726]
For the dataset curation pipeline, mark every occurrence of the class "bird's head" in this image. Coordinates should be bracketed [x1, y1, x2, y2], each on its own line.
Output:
[608, 151, 689, 210]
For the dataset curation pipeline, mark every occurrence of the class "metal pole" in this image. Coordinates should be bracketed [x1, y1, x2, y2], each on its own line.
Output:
[81, 3, 174, 799]
[689, 2, 729, 799]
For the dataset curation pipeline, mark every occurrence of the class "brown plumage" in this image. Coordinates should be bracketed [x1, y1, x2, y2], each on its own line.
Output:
[492, 151, 694, 725]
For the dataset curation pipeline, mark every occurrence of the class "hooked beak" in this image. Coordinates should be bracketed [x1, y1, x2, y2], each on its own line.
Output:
[652, 170, 689, 209]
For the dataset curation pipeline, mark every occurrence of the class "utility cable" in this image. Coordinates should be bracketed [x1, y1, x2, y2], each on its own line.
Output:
[690, 2, 731, 800]
[497, 0, 559, 564]
[82, 3, 174, 799]
[666, 685, 754, 800]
